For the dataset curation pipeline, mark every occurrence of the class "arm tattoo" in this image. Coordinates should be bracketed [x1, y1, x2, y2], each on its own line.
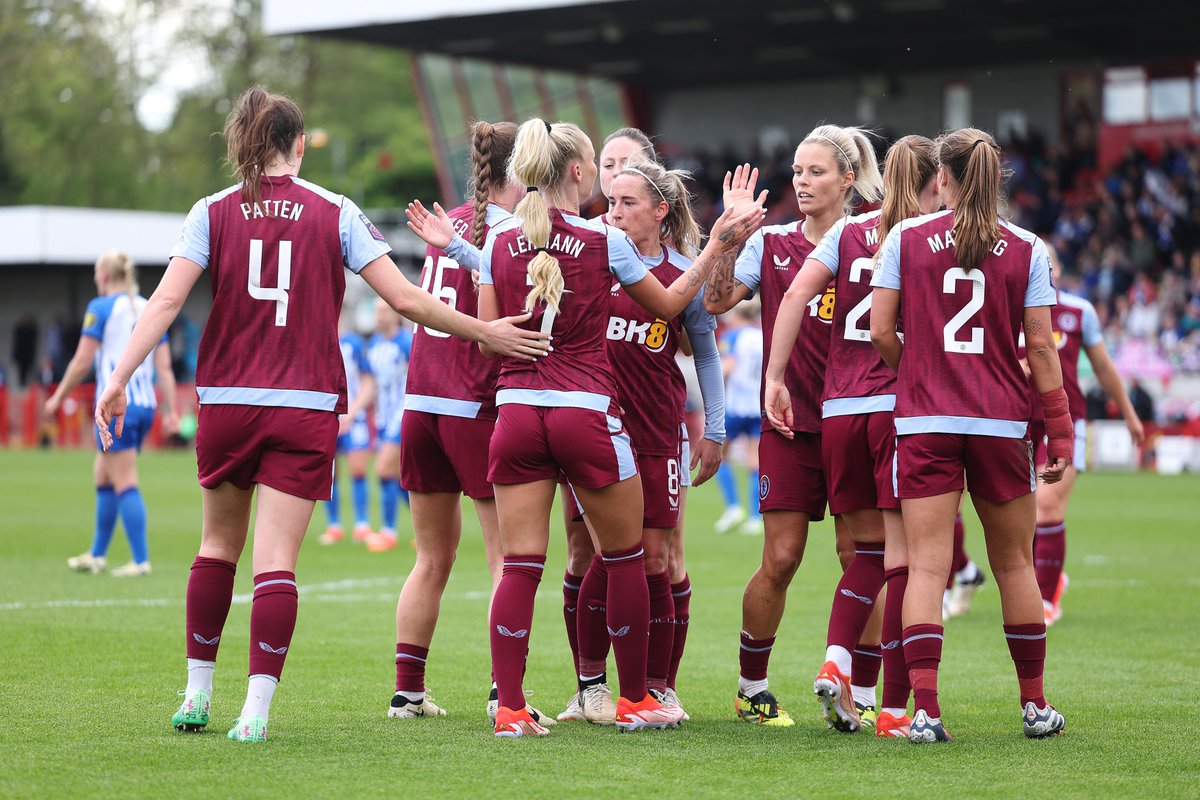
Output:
[1024, 316, 1044, 336]
[704, 250, 737, 304]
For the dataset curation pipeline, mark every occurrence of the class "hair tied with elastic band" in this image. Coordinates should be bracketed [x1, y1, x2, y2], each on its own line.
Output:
[971, 138, 999, 152]
[533, 247, 549, 255]
[543, 120, 552, 134]
[526, 186, 539, 193]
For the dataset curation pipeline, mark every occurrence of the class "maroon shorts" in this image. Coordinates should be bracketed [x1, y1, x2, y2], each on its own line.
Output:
[488, 404, 637, 490]
[399, 410, 495, 500]
[896, 433, 1035, 504]
[638, 451, 683, 529]
[822, 412, 899, 514]
[758, 429, 826, 520]
[196, 405, 338, 501]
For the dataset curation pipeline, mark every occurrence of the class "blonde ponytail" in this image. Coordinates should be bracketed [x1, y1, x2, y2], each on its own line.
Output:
[509, 118, 588, 312]
[936, 128, 1001, 271]
[877, 135, 937, 251]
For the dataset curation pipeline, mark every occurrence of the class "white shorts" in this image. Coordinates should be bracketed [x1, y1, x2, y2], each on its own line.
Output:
[680, 422, 692, 488]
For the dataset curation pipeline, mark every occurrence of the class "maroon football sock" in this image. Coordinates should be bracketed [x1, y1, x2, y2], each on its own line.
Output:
[489, 555, 544, 710]
[602, 545, 650, 701]
[851, 643, 883, 691]
[739, 631, 775, 682]
[646, 570, 674, 692]
[185, 556, 236, 661]
[826, 541, 886, 652]
[667, 575, 691, 689]
[562, 571, 583, 675]
[247, 571, 298, 680]
[1004, 623, 1048, 708]
[903, 623, 944, 718]
[576, 554, 610, 677]
[1034, 521, 1066, 603]
[881, 567, 911, 711]
[394, 643, 429, 693]
[948, 514, 967, 589]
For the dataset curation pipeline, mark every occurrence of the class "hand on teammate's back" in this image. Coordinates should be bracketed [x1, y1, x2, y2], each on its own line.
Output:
[483, 312, 552, 361]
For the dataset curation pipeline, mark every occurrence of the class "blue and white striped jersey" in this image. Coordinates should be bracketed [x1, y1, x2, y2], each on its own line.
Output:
[367, 328, 413, 430]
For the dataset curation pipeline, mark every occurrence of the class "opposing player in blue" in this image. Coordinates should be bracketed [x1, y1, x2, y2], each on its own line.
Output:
[366, 300, 414, 552]
[320, 311, 377, 545]
[47, 250, 178, 576]
[713, 300, 763, 535]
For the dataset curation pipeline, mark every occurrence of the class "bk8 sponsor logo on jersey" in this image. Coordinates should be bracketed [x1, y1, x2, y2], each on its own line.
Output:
[807, 286, 836, 324]
[606, 316, 670, 353]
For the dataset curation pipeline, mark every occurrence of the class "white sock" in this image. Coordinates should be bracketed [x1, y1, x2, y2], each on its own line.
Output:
[738, 676, 769, 697]
[825, 645, 853, 677]
[240, 674, 279, 723]
[186, 659, 214, 694]
[884, 706, 907, 718]
[851, 684, 876, 708]
[396, 690, 425, 703]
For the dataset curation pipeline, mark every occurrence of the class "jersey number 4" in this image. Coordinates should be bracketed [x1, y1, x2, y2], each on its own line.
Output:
[247, 239, 291, 327]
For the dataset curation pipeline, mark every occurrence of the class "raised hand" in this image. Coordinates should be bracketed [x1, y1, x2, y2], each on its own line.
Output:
[483, 312, 552, 362]
[711, 192, 769, 250]
[722, 163, 760, 211]
[405, 200, 457, 249]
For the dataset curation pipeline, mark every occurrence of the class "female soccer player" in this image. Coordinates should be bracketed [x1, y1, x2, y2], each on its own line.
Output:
[481, 117, 763, 737]
[319, 314, 375, 545]
[565, 158, 725, 723]
[1024, 243, 1145, 624]
[93, 86, 547, 743]
[384, 120, 526, 720]
[869, 127, 1069, 743]
[364, 301, 413, 552]
[705, 126, 883, 728]
[763, 135, 940, 737]
[47, 250, 178, 577]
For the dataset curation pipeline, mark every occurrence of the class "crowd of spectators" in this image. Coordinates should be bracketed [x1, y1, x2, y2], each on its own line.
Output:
[664, 132, 1200, 394]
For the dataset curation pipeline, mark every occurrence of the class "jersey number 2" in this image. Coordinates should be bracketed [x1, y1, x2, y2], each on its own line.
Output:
[842, 257, 874, 341]
[943, 267, 985, 354]
[248, 238, 290, 327]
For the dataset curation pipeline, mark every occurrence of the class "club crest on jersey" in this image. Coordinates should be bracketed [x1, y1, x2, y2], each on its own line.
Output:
[773, 255, 792, 269]
[759, 474, 770, 500]
[1057, 313, 1078, 332]
[607, 316, 669, 353]
[359, 213, 386, 242]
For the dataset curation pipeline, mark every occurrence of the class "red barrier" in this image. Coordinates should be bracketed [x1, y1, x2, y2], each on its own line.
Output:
[0, 385, 8, 446]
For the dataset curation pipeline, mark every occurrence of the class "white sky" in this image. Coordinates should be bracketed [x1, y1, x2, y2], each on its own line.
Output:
[91, 0, 232, 132]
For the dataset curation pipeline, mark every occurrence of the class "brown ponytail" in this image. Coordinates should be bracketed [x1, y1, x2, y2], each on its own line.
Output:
[877, 135, 937, 251]
[467, 121, 519, 249]
[222, 85, 304, 214]
[936, 128, 1001, 271]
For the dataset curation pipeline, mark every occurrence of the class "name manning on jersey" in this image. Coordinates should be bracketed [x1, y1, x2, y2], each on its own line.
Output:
[926, 228, 1009, 257]
[508, 233, 586, 259]
[240, 200, 305, 221]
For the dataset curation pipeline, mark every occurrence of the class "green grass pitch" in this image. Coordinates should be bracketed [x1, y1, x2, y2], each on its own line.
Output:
[1, 449, 1197, 798]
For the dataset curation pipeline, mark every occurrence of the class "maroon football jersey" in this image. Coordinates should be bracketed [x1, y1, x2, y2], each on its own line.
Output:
[172, 176, 391, 414]
[872, 211, 1057, 437]
[1019, 291, 1101, 422]
[605, 249, 687, 456]
[481, 209, 647, 413]
[734, 221, 834, 434]
[404, 202, 503, 420]
[809, 210, 897, 416]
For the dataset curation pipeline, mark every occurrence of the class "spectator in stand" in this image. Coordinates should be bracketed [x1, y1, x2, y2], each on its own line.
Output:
[12, 314, 38, 388]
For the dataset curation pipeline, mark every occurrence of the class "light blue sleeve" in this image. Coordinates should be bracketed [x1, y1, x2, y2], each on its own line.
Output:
[682, 291, 717, 337]
[732, 230, 764, 297]
[1024, 238, 1056, 307]
[170, 198, 212, 268]
[809, 217, 846, 275]
[445, 233, 483, 271]
[1080, 299, 1103, 348]
[479, 230, 497, 286]
[607, 228, 648, 285]
[339, 199, 393, 274]
[690, 330, 726, 443]
[399, 328, 414, 359]
[81, 296, 113, 340]
[870, 227, 902, 290]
